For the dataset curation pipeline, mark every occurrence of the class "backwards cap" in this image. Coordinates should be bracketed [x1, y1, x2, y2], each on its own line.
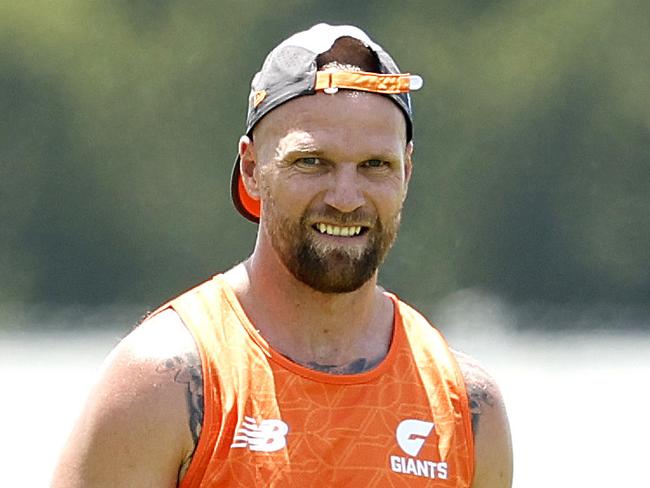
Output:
[231, 23, 422, 223]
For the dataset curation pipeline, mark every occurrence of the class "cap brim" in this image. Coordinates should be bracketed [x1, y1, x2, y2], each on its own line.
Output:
[231, 155, 261, 223]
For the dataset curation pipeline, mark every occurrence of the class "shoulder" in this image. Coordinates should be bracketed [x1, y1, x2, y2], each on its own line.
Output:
[101, 308, 202, 419]
[452, 350, 504, 431]
[52, 309, 202, 487]
[452, 349, 513, 488]
[122, 308, 200, 373]
[91, 307, 200, 425]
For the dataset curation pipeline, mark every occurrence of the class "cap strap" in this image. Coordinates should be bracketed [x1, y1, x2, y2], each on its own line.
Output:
[314, 70, 422, 95]
[237, 176, 261, 219]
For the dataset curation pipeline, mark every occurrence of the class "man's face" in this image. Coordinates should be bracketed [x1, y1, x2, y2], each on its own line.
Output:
[249, 91, 412, 293]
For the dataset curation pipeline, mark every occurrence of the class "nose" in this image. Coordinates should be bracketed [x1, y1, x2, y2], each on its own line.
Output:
[323, 164, 365, 214]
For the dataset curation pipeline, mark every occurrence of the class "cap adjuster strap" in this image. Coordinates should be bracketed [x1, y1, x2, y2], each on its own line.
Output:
[314, 70, 422, 95]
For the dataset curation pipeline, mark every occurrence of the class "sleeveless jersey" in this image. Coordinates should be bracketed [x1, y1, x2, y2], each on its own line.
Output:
[161, 275, 474, 487]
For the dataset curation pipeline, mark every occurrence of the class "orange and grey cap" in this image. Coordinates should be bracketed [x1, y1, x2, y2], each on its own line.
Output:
[231, 23, 423, 223]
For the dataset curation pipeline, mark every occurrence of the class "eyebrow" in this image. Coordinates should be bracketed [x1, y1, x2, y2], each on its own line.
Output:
[366, 152, 402, 161]
[280, 148, 325, 160]
[281, 149, 402, 163]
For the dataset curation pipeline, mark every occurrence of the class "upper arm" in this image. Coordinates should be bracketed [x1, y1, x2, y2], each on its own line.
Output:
[51, 309, 201, 488]
[454, 350, 513, 488]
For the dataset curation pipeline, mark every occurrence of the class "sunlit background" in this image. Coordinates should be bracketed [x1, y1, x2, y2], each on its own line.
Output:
[1, 1, 648, 486]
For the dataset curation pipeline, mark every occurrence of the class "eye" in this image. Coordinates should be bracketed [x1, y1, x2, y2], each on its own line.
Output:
[362, 159, 390, 169]
[295, 157, 322, 168]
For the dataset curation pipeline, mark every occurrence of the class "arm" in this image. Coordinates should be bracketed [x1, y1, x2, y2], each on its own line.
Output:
[453, 350, 513, 488]
[51, 309, 204, 488]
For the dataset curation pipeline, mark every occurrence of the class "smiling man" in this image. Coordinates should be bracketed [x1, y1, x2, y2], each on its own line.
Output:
[53, 24, 512, 487]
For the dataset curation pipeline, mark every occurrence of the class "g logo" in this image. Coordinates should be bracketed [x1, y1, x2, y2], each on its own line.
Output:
[396, 419, 435, 457]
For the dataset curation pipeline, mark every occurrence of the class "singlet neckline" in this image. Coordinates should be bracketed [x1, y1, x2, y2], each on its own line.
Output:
[212, 274, 404, 385]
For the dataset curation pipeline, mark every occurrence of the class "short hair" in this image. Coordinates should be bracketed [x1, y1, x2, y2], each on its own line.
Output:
[316, 36, 382, 73]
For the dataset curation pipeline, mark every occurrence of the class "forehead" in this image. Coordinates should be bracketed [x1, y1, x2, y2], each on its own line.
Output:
[253, 91, 407, 156]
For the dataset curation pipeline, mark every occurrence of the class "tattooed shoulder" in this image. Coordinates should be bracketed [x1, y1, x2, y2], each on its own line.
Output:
[452, 349, 497, 438]
[156, 351, 204, 478]
[466, 376, 496, 436]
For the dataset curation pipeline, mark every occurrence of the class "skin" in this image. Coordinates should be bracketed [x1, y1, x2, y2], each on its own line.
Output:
[51, 91, 512, 487]
[232, 91, 411, 367]
[51, 310, 198, 488]
[455, 350, 513, 487]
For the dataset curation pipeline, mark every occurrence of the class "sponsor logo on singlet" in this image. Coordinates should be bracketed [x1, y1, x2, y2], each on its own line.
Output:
[390, 419, 449, 480]
[231, 416, 289, 452]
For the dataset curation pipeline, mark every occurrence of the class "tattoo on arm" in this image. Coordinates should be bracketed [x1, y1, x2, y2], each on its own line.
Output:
[306, 356, 382, 375]
[467, 381, 495, 437]
[156, 354, 204, 446]
[452, 349, 498, 438]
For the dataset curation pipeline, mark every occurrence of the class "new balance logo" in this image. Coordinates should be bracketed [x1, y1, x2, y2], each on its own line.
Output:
[231, 416, 289, 452]
[390, 418, 448, 480]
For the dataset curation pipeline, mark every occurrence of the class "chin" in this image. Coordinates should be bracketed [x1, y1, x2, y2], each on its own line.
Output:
[290, 245, 381, 294]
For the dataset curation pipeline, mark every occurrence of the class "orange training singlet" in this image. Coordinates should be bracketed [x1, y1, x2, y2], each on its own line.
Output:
[160, 275, 474, 487]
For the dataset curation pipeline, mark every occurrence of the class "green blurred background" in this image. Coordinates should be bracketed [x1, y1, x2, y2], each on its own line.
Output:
[2, 0, 648, 329]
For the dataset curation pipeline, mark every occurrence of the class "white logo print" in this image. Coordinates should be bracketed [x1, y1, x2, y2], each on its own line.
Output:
[231, 416, 289, 452]
[396, 419, 435, 456]
[390, 418, 448, 480]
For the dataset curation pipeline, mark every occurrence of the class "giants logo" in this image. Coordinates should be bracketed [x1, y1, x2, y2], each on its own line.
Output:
[390, 419, 448, 480]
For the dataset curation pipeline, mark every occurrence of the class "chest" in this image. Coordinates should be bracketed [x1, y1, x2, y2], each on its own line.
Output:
[205, 349, 468, 487]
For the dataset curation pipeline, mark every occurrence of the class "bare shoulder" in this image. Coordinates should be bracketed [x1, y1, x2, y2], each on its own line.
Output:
[452, 349, 513, 488]
[51, 309, 203, 488]
[451, 350, 503, 436]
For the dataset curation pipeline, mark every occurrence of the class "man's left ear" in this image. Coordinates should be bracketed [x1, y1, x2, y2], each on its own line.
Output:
[403, 141, 414, 198]
[405, 141, 414, 182]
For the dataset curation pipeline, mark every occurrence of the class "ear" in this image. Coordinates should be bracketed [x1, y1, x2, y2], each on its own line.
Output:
[402, 141, 414, 200]
[238, 135, 260, 199]
[404, 141, 414, 183]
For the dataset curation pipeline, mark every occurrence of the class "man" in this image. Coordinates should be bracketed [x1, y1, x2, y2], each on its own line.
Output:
[53, 23, 512, 487]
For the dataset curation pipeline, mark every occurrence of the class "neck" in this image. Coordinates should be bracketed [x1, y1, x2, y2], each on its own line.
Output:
[223, 234, 393, 371]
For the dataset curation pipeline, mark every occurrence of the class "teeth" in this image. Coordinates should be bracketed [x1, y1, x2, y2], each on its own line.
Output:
[315, 224, 363, 237]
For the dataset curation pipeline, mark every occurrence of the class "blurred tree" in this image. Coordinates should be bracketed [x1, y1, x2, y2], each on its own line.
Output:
[1, 0, 648, 326]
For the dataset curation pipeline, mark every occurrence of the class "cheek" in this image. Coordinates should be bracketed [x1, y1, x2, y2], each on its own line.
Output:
[371, 178, 408, 211]
[259, 183, 301, 227]
[258, 169, 289, 209]
[264, 173, 322, 211]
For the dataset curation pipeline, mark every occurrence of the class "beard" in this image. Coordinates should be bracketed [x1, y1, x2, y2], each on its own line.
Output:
[264, 203, 401, 293]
